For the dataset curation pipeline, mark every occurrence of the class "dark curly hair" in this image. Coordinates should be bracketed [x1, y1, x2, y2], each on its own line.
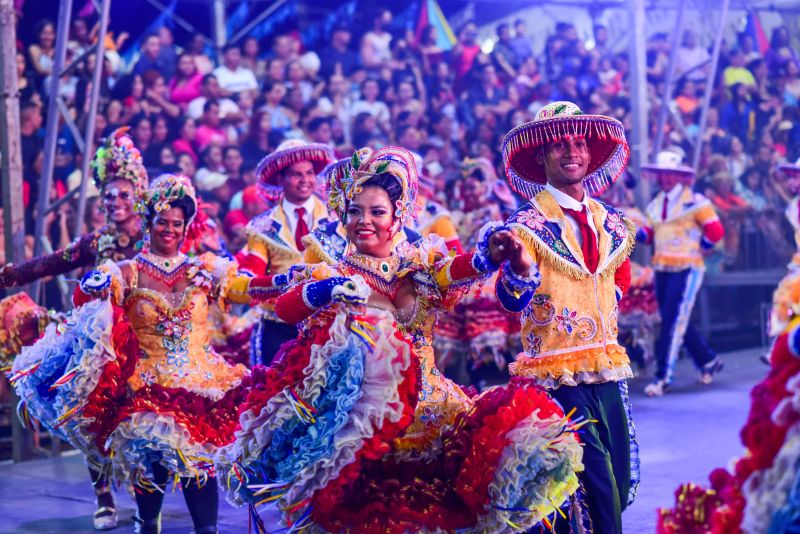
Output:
[360, 173, 403, 205]
[146, 194, 196, 225]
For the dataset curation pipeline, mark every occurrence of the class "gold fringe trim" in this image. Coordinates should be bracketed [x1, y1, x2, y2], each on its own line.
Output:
[601, 217, 637, 276]
[513, 224, 587, 280]
[301, 236, 336, 265]
[509, 344, 631, 381]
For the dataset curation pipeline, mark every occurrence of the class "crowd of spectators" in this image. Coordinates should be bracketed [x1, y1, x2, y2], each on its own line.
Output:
[7, 9, 800, 274]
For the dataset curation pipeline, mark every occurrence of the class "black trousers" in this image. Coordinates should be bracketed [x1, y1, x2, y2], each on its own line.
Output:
[551, 381, 630, 534]
[654, 269, 716, 382]
[253, 319, 299, 366]
[134, 462, 218, 530]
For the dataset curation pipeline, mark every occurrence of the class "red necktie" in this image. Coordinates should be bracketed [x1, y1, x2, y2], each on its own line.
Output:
[662, 195, 669, 221]
[294, 206, 308, 251]
[562, 206, 599, 274]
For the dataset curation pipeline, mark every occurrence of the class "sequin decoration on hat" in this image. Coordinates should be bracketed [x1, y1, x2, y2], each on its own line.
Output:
[91, 127, 149, 213]
[328, 146, 419, 227]
[502, 101, 629, 198]
[255, 139, 334, 201]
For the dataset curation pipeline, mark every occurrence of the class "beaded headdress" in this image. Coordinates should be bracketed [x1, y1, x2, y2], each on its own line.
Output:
[144, 174, 198, 224]
[91, 127, 149, 213]
[318, 157, 350, 204]
[256, 139, 334, 201]
[502, 101, 629, 198]
[328, 146, 419, 227]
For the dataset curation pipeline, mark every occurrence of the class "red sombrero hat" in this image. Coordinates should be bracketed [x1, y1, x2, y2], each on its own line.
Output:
[256, 139, 334, 192]
[777, 158, 800, 179]
[502, 101, 629, 198]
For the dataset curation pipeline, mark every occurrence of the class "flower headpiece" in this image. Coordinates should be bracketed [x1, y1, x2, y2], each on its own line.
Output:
[91, 127, 149, 213]
[144, 174, 198, 224]
[502, 101, 629, 198]
[328, 146, 419, 227]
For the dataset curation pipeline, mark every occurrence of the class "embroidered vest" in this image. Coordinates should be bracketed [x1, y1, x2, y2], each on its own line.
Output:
[507, 191, 635, 388]
[646, 187, 718, 272]
[245, 198, 329, 275]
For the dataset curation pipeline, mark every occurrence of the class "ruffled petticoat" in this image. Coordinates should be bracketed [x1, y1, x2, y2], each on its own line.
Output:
[11, 299, 117, 470]
[217, 306, 583, 534]
[658, 329, 800, 533]
[11, 299, 258, 483]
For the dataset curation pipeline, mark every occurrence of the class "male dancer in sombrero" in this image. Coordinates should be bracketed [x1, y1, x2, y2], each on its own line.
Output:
[495, 101, 638, 533]
[639, 150, 725, 397]
[236, 139, 334, 365]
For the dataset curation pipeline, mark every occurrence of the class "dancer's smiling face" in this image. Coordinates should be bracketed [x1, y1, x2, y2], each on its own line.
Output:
[102, 179, 136, 223]
[345, 185, 396, 258]
[538, 135, 590, 188]
[149, 207, 186, 256]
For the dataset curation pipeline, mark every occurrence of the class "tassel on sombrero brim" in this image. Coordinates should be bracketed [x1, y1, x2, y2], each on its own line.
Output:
[502, 101, 630, 199]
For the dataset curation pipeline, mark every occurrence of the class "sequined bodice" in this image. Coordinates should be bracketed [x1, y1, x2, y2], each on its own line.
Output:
[124, 285, 246, 399]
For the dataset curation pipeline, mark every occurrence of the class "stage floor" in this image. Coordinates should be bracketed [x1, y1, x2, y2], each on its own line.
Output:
[0, 347, 766, 533]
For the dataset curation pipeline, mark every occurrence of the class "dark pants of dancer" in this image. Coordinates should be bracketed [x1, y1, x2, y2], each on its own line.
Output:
[134, 463, 218, 531]
[89, 466, 114, 509]
[551, 382, 630, 534]
[654, 269, 716, 381]
[255, 319, 298, 366]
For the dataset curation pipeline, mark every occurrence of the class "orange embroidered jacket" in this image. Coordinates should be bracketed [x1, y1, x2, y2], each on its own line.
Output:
[498, 190, 636, 388]
[640, 186, 724, 272]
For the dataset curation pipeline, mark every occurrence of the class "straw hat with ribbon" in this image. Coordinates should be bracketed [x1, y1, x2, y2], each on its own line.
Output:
[502, 101, 630, 198]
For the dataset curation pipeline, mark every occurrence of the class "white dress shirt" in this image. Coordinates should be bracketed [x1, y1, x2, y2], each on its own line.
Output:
[662, 184, 685, 221]
[545, 183, 598, 248]
[282, 196, 316, 236]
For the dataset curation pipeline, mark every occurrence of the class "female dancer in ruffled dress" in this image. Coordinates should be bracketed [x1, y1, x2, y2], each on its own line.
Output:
[1, 127, 148, 530]
[11, 174, 293, 533]
[217, 147, 585, 533]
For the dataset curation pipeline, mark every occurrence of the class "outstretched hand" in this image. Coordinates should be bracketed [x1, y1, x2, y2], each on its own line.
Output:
[489, 229, 533, 275]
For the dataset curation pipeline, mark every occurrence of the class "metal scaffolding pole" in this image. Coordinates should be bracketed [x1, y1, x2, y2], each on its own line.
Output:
[628, 0, 650, 209]
[73, 0, 112, 236]
[229, 0, 289, 44]
[33, 0, 113, 305]
[32, 0, 74, 302]
[692, 0, 731, 170]
[212, 0, 226, 61]
[0, 0, 35, 465]
[651, 0, 687, 160]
